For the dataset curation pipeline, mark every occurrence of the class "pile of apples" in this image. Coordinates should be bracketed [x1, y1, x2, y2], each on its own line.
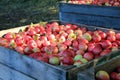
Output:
[68, 0, 120, 6]
[96, 66, 120, 80]
[0, 22, 120, 66]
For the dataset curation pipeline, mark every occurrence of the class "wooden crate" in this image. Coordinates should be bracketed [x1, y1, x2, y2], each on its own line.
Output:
[0, 22, 120, 80]
[0, 63, 36, 80]
[59, 1, 120, 30]
[0, 24, 90, 80]
[77, 51, 120, 80]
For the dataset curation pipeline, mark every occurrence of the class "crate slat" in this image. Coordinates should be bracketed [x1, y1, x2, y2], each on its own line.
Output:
[59, 2, 120, 30]
[0, 46, 68, 80]
[0, 63, 35, 80]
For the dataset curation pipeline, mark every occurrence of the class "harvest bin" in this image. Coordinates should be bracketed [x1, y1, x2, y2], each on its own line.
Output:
[77, 51, 120, 80]
[0, 21, 119, 80]
[59, 1, 120, 30]
[94, 54, 120, 80]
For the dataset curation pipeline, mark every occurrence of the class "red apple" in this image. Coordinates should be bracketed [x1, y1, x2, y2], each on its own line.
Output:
[64, 40, 72, 46]
[4, 32, 13, 39]
[110, 72, 118, 80]
[76, 49, 85, 55]
[92, 34, 101, 42]
[83, 52, 94, 61]
[116, 33, 120, 40]
[72, 40, 79, 49]
[61, 56, 74, 65]
[92, 44, 102, 55]
[58, 44, 67, 52]
[87, 43, 95, 52]
[74, 29, 82, 36]
[96, 70, 110, 80]
[100, 40, 112, 49]
[107, 35, 116, 42]
[78, 43, 88, 51]
[107, 30, 115, 36]
[100, 49, 111, 57]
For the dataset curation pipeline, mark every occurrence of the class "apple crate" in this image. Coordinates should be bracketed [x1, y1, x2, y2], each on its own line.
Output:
[0, 23, 94, 80]
[94, 54, 120, 80]
[59, 1, 120, 30]
[0, 21, 119, 80]
[77, 50, 120, 80]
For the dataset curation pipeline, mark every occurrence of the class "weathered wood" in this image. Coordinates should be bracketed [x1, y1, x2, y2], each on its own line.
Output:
[77, 51, 120, 80]
[0, 46, 69, 80]
[59, 2, 120, 30]
[0, 63, 35, 80]
[0, 21, 120, 80]
[59, 2, 120, 18]
[95, 55, 120, 74]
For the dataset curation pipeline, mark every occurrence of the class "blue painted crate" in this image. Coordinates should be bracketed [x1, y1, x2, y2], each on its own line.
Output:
[0, 21, 120, 80]
[59, 1, 120, 30]
[77, 51, 120, 80]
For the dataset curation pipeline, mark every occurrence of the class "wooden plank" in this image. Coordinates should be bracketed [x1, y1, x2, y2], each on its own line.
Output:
[0, 46, 68, 80]
[77, 51, 120, 80]
[0, 26, 25, 37]
[0, 63, 36, 80]
[59, 2, 120, 18]
[59, 12, 120, 30]
[68, 61, 94, 80]
[95, 55, 120, 73]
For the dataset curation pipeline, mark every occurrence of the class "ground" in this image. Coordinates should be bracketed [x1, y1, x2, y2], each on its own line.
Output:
[0, 0, 60, 30]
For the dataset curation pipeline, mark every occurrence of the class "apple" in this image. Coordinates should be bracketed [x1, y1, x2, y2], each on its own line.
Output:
[100, 40, 112, 49]
[74, 29, 82, 36]
[73, 60, 83, 67]
[96, 70, 110, 80]
[81, 58, 88, 64]
[92, 34, 101, 42]
[92, 44, 102, 55]
[87, 43, 95, 52]
[82, 33, 92, 41]
[58, 44, 67, 52]
[3, 32, 13, 39]
[15, 46, 24, 54]
[71, 24, 77, 30]
[67, 33, 76, 40]
[107, 30, 115, 36]
[116, 33, 120, 40]
[80, 27, 87, 33]
[98, 31, 107, 39]
[28, 29, 36, 36]
[107, 35, 116, 42]
[76, 49, 85, 55]
[110, 72, 118, 80]
[100, 49, 111, 57]
[72, 40, 79, 49]
[59, 35, 66, 43]
[61, 56, 74, 65]
[64, 40, 72, 46]
[78, 38, 89, 44]
[83, 52, 94, 61]
[49, 56, 60, 65]
[78, 43, 88, 51]
[74, 54, 83, 61]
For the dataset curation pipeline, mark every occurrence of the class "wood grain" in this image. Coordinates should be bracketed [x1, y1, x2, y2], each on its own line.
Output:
[0, 63, 35, 80]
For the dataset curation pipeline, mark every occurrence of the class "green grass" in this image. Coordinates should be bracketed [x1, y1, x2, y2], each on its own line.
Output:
[0, 0, 60, 30]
